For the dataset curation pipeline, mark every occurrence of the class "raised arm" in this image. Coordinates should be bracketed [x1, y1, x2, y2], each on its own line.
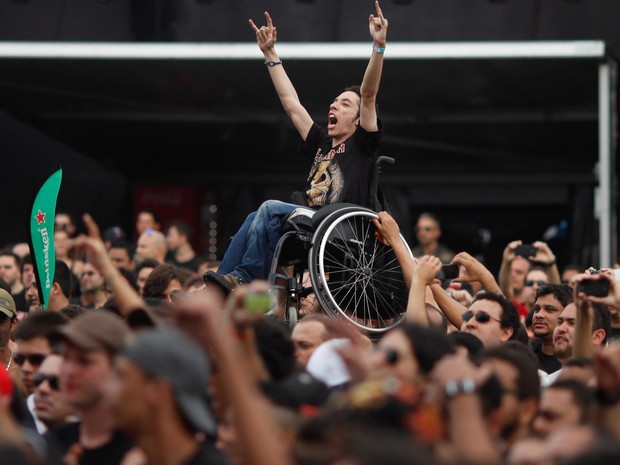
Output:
[67, 214, 145, 316]
[499, 240, 520, 299]
[372, 211, 415, 287]
[451, 252, 503, 296]
[249, 12, 313, 141]
[359, 1, 387, 132]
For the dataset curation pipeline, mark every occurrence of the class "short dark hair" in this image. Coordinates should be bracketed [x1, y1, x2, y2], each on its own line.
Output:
[472, 291, 522, 339]
[591, 302, 612, 345]
[548, 379, 593, 424]
[20, 254, 32, 274]
[483, 341, 540, 400]
[59, 304, 89, 320]
[563, 263, 583, 274]
[54, 260, 73, 299]
[535, 283, 573, 308]
[448, 331, 484, 363]
[166, 220, 193, 242]
[135, 258, 161, 275]
[138, 209, 160, 225]
[343, 85, 361, 98]
[109, 240, 134, 259]
[0, 252, 21, 270]
[417, 212, 441, 229]
[397, 323, 455, 375]
[13, 309, 68, 341]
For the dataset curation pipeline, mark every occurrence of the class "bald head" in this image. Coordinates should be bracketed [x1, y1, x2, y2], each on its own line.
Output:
[136, 230, 167, 264]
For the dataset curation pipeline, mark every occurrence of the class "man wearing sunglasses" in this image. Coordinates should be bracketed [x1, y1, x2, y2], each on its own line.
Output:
[13, 310, 68, 395]
[461, 292, 522, 348]
[13, 309, 69, 432]
[411, 212, 455, 264]
[33, 353, 76, 434]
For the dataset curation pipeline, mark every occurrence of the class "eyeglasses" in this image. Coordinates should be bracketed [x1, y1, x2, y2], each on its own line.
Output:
[462, 310, 501, 324]
[525, 280, 547, 287]
[13, 353, 46, 367]
[33, 372, 60, 391]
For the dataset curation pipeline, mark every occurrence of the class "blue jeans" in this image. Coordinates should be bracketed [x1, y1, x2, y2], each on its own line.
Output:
[218, 200, 302, 283]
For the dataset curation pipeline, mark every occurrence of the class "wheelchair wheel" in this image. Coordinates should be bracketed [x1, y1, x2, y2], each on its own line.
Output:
[307, 208, 411, 338]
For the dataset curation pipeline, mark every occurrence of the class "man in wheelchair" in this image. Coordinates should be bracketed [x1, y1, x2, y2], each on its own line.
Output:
[206, 2, 390, 294]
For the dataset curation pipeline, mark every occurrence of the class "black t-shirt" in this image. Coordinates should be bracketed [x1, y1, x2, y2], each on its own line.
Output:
[530, 338, 562, 375]
[44, 422, 135, 465]
[165, 253, 205, 273]
[301, 121, 383, 208]
[11, 288, 27, 313]
[538, 351, 562, 375]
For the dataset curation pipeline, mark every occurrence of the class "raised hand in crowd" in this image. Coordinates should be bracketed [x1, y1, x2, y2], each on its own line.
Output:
[175, 281, 293, 465]
[372, 210, 417, 288]
[499, 240, 524, 300]
[428, 354, 500, 465]
[406, 255, 442, 326]
[531, 241, 561, 283]
[572, 271, 620, 309]
[451, 251, 503, 295]
[65, 213, 145, 315]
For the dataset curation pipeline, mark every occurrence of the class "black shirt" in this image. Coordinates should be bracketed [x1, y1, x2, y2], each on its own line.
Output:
[301, 121, 383, 208]
[44, 422, 134, 465]
[531, 338, 562, 375]
[11, 288, 27, 313]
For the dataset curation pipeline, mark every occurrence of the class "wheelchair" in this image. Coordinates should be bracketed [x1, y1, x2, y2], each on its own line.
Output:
[267, 157, 413, 340]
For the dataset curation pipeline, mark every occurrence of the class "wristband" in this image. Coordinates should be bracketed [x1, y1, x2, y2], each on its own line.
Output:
[445, 377, 476, 399]
[372, 43, 385, 54]
[265, 60, 282, 67]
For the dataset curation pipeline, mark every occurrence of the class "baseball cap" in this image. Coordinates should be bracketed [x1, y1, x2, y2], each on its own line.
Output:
[54, 310, 129, 354]
[122, 327, 216, 435]
[0, 289, 16, 319]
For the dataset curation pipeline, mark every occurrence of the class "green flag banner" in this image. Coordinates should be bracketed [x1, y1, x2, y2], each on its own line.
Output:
[29, 168, 63, 309]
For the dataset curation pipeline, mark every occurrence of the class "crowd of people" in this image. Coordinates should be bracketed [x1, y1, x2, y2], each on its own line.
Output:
[1, 2, 620, 465]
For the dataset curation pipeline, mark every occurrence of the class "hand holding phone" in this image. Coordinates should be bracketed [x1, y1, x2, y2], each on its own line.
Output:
[437, 264, 459, 281]
[514, 243, 537, 259]
[576, 278, 610, 298]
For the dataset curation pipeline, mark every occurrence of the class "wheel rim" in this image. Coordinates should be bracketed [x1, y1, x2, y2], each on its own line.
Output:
[310, 210, 410, 334]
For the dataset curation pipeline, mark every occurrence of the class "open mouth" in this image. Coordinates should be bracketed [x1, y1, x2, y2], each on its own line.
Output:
[328, 114, 337, 128]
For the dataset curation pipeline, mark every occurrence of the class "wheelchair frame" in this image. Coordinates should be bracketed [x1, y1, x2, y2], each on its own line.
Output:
[267, 157, 413, 339]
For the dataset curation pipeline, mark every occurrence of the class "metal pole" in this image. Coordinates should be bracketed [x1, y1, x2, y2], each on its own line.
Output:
[597, 60, 617, 268]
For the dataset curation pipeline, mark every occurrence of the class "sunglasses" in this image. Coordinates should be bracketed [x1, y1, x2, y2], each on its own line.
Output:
[14, 353, 46, 367]
[33, 372, 60, 391]
[462, 310, 501, 324]
[525, 280, 547, 287]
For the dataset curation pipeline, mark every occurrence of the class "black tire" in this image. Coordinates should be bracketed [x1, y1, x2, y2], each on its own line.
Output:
[308, 209, 411, 338]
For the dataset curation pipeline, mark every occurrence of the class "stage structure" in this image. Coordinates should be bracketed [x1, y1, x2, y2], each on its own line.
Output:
[0, 41, 616, 266]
